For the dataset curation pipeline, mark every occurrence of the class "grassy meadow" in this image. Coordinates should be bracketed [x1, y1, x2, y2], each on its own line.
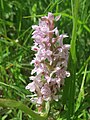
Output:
[0, 0, 90, 120]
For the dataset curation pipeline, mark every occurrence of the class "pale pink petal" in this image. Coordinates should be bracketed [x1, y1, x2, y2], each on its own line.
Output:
[25, 82, 35, 92]
[55, 15, 61, 21]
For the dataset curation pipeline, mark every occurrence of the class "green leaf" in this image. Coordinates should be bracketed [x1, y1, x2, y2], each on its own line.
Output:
[0, 98, 46, 120]
[75, 65, 87, 112]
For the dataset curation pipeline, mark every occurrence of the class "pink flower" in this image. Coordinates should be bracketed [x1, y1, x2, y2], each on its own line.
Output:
[41, 83, 51, 101]
[26, 12, 70, 106]
[26, 82, 35, 92]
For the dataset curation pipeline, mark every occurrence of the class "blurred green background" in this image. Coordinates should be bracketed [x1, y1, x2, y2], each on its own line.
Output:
[0, 0, 90, 119]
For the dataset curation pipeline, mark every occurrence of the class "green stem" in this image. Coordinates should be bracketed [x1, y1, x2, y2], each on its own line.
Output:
[71, 0, 79, 63]
[67, 0, 79, 119]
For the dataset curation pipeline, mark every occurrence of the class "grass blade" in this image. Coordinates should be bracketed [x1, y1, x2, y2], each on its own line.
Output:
[67, 0, 79, 119]
[75, 65, 87, 112]
[0, 98, 46, 120]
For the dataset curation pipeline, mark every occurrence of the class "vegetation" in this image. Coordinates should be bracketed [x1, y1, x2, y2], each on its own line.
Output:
[0, 0, 90, 119]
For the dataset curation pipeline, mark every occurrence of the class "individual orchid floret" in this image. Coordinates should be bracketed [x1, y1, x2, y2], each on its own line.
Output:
[26, 12, 70, 108]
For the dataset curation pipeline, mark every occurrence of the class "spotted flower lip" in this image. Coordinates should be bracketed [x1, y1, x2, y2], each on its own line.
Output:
[26, 12, 70, 106]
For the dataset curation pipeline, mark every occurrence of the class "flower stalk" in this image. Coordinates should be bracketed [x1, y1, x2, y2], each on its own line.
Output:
[26, 12, 70, 112]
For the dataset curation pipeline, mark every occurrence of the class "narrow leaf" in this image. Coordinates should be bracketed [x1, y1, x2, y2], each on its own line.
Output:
[0, 99, 46, 120]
